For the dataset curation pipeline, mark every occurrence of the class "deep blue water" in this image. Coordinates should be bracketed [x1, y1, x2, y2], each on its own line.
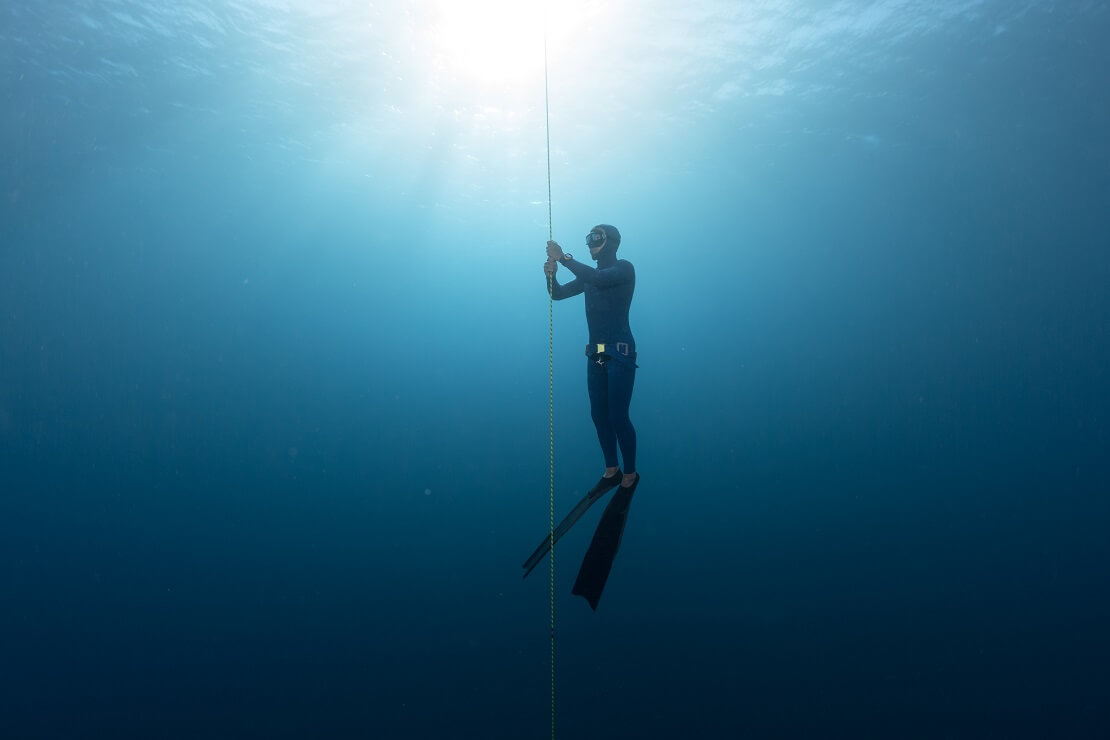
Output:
[2, 1, 1109, 738]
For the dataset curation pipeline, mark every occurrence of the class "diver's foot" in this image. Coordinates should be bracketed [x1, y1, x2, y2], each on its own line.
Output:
[604, 467, 620, 479]
[620, 472, 639, 488]
[588, 469, 623, 497]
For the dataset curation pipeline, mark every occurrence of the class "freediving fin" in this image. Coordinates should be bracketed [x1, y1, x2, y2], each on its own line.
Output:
[572, 475, 638, 610]
[521, 471, 622, 579]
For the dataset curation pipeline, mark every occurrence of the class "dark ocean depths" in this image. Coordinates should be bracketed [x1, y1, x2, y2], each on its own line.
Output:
[2, 1, 1108, 738]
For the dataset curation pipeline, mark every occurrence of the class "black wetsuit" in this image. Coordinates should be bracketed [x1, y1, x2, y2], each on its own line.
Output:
[548, 254, 637, 474]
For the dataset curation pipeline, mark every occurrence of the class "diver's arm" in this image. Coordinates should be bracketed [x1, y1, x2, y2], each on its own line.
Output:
[561, 258, 633, 288]
[548, 274, 584, 300]
[544, 242, 590, 299]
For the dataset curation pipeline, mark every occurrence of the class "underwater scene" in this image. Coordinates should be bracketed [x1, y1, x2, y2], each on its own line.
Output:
[2, 1, 1108, 737]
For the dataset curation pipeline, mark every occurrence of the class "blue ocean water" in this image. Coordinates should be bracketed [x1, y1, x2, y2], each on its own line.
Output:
[2, 1, 1108, 737]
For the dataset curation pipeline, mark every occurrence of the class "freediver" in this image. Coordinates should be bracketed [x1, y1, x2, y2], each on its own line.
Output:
[544, 225, 639, 491]
[522, 224, 640, 609]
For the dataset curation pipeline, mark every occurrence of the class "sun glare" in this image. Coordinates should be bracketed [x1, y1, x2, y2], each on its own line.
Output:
[427, 0, 585, 86]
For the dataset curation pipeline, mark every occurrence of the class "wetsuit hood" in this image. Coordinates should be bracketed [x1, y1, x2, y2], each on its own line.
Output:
[590, 224, 621, 265]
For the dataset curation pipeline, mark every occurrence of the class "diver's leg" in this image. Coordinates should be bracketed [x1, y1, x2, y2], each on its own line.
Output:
[606, 359, 637, 485]
[588, 357, 619, 472]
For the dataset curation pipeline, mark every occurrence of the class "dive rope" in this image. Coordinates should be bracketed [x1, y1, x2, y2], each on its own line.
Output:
[544, 19, 556, 740]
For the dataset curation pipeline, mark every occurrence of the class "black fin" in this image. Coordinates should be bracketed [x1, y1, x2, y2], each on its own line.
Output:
[521, 471, 622, 578]
[572, 475, 639, 609]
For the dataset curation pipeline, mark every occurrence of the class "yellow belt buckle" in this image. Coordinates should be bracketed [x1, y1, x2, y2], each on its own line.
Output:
[596, 343, 606, 354]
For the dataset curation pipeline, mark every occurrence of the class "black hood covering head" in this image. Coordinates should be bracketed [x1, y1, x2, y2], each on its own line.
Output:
[591, 224, 621, 263]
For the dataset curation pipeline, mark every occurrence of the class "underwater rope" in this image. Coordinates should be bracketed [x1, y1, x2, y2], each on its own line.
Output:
[544, 19, 556, 740]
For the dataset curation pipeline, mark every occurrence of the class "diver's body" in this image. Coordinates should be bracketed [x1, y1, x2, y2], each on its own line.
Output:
[544, 225, 638, 489]
[523, 224, 639, 609]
